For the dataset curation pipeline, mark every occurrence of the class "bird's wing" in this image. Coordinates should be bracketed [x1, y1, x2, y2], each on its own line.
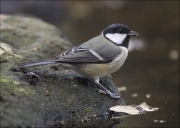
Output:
[53, 44, 105, 63]
[53, 35, 121, 63]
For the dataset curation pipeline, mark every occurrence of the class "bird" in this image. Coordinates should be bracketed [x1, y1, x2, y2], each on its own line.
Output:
[20, 23, 138, 99]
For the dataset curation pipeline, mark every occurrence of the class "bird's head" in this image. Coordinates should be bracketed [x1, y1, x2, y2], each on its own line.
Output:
[103, 24, 138, 48]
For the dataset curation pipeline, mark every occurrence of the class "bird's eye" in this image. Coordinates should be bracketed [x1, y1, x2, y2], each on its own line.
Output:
[118, 29, 122, 33]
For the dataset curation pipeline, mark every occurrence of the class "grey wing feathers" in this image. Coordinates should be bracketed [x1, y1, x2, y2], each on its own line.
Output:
[53, 44, 105, 63]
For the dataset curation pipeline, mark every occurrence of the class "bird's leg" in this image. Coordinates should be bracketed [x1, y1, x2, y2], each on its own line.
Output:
[93, 78, 120, 99]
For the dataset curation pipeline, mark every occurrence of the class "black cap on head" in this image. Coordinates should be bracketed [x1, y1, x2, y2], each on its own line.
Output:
[103, 24, 131, 36]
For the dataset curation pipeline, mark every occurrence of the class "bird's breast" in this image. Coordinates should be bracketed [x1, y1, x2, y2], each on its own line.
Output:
[109, 46, 128, 70]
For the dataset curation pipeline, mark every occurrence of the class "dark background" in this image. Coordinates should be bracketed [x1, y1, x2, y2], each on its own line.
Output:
[1, 1, 179, 127]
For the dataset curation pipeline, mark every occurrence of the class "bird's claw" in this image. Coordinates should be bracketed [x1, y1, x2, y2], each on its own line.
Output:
[98, 89, 107, 94]
[98, 89, 120, 99]
[109, 93, 121, 99]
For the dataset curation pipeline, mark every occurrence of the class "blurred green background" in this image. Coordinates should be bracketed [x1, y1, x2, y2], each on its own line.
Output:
[1, 1, 179, 127]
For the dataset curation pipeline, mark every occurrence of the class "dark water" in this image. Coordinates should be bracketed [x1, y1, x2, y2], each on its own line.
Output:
[1, 1, 179, 127]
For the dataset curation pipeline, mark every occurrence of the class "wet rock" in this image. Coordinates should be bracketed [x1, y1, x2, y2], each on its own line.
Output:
[0, 14, 125, 127]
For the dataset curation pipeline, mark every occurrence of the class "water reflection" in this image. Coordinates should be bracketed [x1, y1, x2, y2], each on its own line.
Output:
[128, 38, 146, 52]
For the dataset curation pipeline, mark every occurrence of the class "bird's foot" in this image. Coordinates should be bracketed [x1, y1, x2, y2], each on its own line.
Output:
[93, 78, 121, 99]
[98, 89, 120, 99]
[98, 89, 107, 94]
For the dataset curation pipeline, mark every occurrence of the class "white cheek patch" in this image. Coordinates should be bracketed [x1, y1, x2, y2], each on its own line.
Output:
[105, 33, 127, 45]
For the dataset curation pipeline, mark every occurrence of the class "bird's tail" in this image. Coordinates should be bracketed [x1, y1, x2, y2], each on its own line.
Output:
[21, 60, 58, 68]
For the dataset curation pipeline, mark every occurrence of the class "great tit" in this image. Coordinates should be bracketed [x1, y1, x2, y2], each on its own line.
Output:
[20, 23, 138, 99]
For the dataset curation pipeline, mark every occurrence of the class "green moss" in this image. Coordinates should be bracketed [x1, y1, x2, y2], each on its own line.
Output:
[1, 30, 39, 49]
[0, 75, 35, 96]
[0, 52, 23, 76]
[1, 51, 23, 60]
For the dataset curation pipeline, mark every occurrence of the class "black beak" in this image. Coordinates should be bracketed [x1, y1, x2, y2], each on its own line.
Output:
[128, 31, 139, 36]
